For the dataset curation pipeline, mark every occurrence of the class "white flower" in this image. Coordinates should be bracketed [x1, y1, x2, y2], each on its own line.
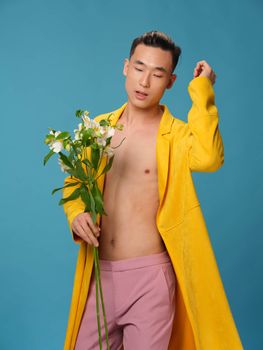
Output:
[96, 137, 107, 147]
[99, 126, 115, 139]
[49, 130, 62, 137]
[103, 145, 114, 158]
[105, 126, 115, 138]
[93, 126, 115, 147]
[82, 113, 100, 130]
[91, 119, 101, 131]
[82, 115, 91, 129]
[93, 126, 104, 138]
[74, 130, 81, 141]
[73, 123, 83, 141]
[58, 157, 71, 173]
[49, 140, 63, 153]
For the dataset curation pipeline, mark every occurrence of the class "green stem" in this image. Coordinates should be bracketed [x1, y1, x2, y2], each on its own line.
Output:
[94, 247, 103, 349]
[83, 147, 90, 179]
[95, 247, 111, 350]
[94, 154, 109, 182]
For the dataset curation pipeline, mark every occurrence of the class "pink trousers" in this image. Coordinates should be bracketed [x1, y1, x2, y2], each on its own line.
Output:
[74, 250, 177, 350]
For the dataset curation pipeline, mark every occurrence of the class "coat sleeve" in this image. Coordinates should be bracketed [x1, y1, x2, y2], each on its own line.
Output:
[62, 148, 91, 244]
[62, 174, 85, 244]
[186, 76, 224, 172]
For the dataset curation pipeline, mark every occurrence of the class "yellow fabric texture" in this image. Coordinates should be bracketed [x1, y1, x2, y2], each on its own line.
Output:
[62, 76, 244, 350]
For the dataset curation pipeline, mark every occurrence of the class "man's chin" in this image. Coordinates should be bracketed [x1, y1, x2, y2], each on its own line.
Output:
[127, 96, 158, 110]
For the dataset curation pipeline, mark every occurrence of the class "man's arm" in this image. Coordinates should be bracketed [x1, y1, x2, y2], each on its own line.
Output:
[62, 175, 86, 243]
[186, 61, 224, 172]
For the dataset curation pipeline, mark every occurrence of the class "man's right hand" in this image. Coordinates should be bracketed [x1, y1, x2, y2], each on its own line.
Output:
[71, 212, 100, 247]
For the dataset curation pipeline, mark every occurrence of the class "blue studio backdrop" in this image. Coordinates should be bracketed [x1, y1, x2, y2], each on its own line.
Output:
[0, 0, 262, 349]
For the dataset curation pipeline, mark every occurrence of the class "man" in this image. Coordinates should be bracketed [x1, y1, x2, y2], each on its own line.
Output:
[62, 31, 244, 350]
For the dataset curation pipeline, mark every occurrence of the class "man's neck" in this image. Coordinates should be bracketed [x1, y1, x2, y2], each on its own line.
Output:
[119, 100, 164, 128]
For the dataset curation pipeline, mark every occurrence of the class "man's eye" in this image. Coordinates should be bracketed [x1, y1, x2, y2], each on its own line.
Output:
[135, 67, 143, 71]
[154, 74, 163, 78]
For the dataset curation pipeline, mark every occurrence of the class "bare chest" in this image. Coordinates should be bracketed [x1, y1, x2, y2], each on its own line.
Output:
[108, 122, 159, 179]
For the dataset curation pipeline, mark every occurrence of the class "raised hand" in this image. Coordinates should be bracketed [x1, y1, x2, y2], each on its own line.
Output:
[193, 60, 217, 85]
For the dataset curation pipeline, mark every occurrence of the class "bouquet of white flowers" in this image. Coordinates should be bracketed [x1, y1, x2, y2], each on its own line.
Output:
[43, 109, 124, 350]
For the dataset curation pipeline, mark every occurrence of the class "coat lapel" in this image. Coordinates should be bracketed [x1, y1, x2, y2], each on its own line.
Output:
[156, 104, 174, 209]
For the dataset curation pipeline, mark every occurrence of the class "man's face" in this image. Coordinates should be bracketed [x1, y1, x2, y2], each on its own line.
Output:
[123, 43, 176, 109]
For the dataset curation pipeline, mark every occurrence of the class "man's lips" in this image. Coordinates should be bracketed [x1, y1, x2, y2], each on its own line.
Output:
[135, 90, 148, 96]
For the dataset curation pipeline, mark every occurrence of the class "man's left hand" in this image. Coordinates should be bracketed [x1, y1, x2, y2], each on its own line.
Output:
[193, 60, 217, 85]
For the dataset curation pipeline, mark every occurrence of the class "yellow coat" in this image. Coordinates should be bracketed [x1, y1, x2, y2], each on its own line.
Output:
[62, 76, 244, 350]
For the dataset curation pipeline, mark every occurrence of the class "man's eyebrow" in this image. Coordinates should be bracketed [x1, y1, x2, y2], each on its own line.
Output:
[134, 60, 168, 73]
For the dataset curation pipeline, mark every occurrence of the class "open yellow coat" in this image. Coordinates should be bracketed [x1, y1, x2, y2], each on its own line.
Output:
[62, 76, 244, 350]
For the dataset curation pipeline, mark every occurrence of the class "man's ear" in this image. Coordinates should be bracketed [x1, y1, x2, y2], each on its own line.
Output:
[166, 74, 177, 89]
[123, 58, 129, 77]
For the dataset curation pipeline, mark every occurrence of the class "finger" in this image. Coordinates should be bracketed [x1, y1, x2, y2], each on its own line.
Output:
[195, 62, 203, 71]
[74, 222, 93, 244]
[211, 73, 216, 85]
[193, 64, 202, 77]
[197, 60, 208, 67]
[87, 231, 99, 247]
[79, 218, 99, 244]
[85, 213, 100, 236]
[211, 71, 216, 81]
[79, 220, 99, 246]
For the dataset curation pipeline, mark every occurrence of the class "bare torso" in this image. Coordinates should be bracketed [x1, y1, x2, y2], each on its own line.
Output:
[98, 108, 166, 260]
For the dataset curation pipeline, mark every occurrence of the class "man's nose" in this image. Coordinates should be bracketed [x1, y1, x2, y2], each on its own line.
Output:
[139, 72, 150, 88]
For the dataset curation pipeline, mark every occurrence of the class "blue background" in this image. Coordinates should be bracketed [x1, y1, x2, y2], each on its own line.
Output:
[1, 0, 262, 349]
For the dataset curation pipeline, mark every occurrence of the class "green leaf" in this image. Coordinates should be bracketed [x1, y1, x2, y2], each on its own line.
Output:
[75, 109, 84, 118]
[83, 139, 92, 147]
[80, 186, 91, 212]
[105, 137, 111, 146]
[56, 131, 70, 140]
[44, 134, 55, 143]
[65, 168, 77, 177]
[91, 146, 100, 170]
[59, 152, 74, 169]
[106, 113, 114, 121]
[43, 150, 55, 165]
[59, 187, 81, 205]
[82, 158, 93, 168]
[51, 181, 80, 195]
[91, 182, 105, 214]
[100, 155, 114, 175]
[75, 159, 88, 181]
[89, 189, 97, 223]
[68, 149, 75, 162]
[82, 129, 93, 145]
[99, 119, 109, 127]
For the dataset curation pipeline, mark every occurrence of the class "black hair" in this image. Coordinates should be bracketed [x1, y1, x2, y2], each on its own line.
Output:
[129, 30, 182, 73]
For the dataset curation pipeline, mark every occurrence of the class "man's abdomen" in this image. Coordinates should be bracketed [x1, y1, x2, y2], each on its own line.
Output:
[98, 176, 166, 261]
